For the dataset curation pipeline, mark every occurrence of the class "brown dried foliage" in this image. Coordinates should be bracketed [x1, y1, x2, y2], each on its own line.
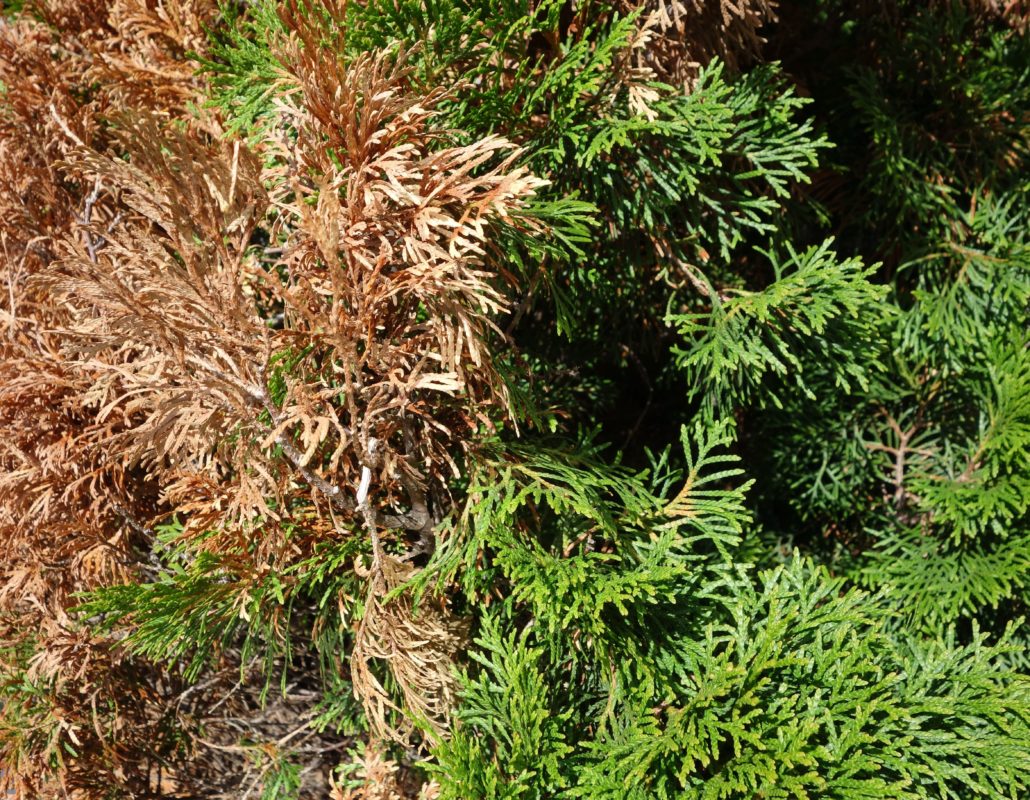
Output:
[30, 0, 220, 112]
[0, 621, 190, 799]
[0, 3, 245, 797]
[2, 0, 552, 794]
[352, 556, 467, 742]
[959, 0, 1030, 29]
[0, 0, 221, 613]
[330, 743, 441, 800]
[622, 0, 780, 88]
[47, 24, 546, 565]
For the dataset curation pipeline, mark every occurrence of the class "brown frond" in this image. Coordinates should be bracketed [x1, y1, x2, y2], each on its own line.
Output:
[622, 0, 779, 88]
[963, 0, 1030, 28]
[351, 557, 467, 744]
[330, 743, 441, 800]
[0, 4, 237, 793]
[91, 0, 221, 113]
[43, 28, 547, 565]
[0, 618, 191, 799]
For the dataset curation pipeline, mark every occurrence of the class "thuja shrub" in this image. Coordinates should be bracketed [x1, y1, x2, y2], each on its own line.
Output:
[0, 1, 1027, 798]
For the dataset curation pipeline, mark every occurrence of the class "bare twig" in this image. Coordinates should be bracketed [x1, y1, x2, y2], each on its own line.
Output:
[79, 179, 103, 263]
[48, 102, 86, 147]
[864, 411, 931, 509]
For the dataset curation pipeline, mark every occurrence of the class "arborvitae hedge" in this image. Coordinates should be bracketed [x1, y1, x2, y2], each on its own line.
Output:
[1, 1, 1028, 798]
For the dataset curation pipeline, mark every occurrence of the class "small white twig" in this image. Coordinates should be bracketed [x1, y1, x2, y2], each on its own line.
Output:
[356, 466, 372, 506]
[355, 437, 379, 505]
[49, 103, 86, 147]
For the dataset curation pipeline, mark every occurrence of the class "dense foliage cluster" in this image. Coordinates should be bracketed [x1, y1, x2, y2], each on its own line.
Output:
[0, 1, 1027, 798]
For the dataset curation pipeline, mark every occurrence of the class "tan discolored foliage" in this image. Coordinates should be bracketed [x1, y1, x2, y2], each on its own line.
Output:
[49, 28, 547, 565]
[2, 0, 554, 794]
[0, 2, 252, 798]
[960, 0, 1030, 29]
[330, 743, 442, 800]
[0, 0, 222, 616]
[0, 620, 190, 799]
[352, 556, 467, 742]
[623, 0, 780, 88]
[26, 0, 220, 113]
[94, 0, 222, 112]
[0, 0, 218, 655]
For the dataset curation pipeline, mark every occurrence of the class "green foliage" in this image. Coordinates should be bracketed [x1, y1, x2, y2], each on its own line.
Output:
[198, 0, 286, 138]
[75, 518, 368, 734]
[668, 239, 887, 410]
[77, 549, 292, 684]
[739, 0, 1030, 646]
[857, 527, 1030, 633]
[429, 615, 573, 799]
[573, 561, 1030, 800]
[425, 405, 1030, 797]
[257, 751, 303, 800]
[433, 548, 1030, 798]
